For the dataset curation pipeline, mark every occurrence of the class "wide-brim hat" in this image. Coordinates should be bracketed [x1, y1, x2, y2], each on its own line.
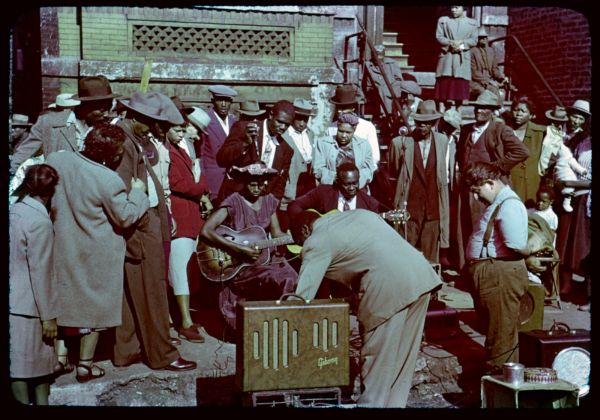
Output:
[118, 91, 184, 125]
[472, 90, 501, 109]
[443, 109, 462, 129]
[239, 100, 266, 116]
[208, 84, 238, 99]
[230, 163, 278, 180]
[293, 98, 317, 116]
[412, 99, 443, 121]
[567, 99, 591, 117]
[545, 105, 569, 122]
[329, 84, 360, 106]
[188, 106, 210, 134]
[72, 76, 120, 101]
[170, 96, 194, 114]
[397, 80, 422, 96]
[11, 113, 32, 127]
[55, 93, 81, 108]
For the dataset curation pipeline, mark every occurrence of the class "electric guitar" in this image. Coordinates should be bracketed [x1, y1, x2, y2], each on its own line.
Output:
[285, 208, 408, 254]
[197, 225, 294, 283]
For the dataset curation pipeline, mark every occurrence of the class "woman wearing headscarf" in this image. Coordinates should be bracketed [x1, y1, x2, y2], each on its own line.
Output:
[199, 162, 298, 332]
[45, 122, 149, 383]
[9, 164, 59, 405]
[313, 112, 376, 190]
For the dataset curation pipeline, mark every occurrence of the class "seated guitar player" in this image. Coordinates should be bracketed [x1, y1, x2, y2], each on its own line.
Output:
[198, 162, 298, 331]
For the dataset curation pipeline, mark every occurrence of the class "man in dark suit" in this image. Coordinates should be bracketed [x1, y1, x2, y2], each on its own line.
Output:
[196, 85, 238, 202]
[470, 27, 509, 100]
[216, 100, 295, 204]
[288, 162, 383, 220]
[455, 90, 529, 269]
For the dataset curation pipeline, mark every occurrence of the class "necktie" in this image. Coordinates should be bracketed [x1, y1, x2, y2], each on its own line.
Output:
[343, 200, 350, 212]
[263, 139, 273, 165]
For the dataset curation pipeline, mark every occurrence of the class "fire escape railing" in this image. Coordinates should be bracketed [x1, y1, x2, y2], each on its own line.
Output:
[490, 34, 563, 107]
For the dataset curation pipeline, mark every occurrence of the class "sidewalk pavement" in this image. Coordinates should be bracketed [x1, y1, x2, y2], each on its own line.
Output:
[46, 270, 590, 408]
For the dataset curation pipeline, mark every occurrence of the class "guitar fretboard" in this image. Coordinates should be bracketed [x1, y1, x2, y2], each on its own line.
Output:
[253, 235, 295, 250]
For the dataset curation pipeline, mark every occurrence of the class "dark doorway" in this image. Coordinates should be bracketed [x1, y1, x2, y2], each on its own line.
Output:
[383, 6, 476, 72]
[10, 8, 42, 122]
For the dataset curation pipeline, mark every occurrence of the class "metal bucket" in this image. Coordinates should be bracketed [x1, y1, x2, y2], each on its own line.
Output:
[503, 362, 525, 386]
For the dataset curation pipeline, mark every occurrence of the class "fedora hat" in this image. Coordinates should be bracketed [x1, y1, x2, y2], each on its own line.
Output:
[293, 98, 317, 116]
[11, 113, 32, 127]
[239, 100, 266, 116]
[208, 85, 238, 99]
[443, 109, 462, 130]
[478, 27, 488, 38]
[567, 99, 591, 117]
[118, 91, 184, 125]
[545, 105, 569, 122]
[412, 100, 443, 121]
[72, 76, 120, 101]
[472, 90, 501, 108]
[329, 84, 360, 106]
[188, 106, 211, 134]
[54, 93, 81, 108]
[170, 96, 194, 114]
[230, 162, 278, 180]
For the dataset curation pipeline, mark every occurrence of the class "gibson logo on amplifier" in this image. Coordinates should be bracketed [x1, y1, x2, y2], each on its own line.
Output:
[318, 356, 339, 369]
[237, 298, 350, 392]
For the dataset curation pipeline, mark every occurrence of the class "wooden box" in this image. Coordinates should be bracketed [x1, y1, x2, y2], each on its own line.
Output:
[518, 328, 591, 368]
[236, 298, 350, 392]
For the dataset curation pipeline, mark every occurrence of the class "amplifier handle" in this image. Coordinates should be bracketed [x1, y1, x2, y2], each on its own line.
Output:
[276, 293, 310, 304]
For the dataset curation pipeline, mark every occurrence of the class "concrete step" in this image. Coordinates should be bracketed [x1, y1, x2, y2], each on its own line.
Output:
[382, 31, 399, 44]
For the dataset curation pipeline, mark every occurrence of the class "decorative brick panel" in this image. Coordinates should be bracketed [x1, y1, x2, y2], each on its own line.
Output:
[131, 23, 292, 59]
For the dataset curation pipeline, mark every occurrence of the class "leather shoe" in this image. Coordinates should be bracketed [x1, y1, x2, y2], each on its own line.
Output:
[163, 357, 197, 371]
[113, 352, 143, 368]
[178, 325, 205, 343]
[169, 337, 182, 346]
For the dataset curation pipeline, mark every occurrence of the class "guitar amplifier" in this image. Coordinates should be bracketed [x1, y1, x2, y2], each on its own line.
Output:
[236, 296, 350, 392]
[518, 327, 591, 368]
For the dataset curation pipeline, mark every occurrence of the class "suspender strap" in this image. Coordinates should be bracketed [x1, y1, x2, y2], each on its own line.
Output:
[480, 196, 521, 258]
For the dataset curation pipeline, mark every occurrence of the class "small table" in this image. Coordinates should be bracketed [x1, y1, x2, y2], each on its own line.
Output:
[481, 375, 579, 408]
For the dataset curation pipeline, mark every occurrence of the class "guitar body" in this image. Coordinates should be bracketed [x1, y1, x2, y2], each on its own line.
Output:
[197, 225, 270, 282]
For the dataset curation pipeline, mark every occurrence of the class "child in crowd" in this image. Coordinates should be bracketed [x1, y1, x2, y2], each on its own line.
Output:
[539, 106, 588, 212]
[528, 186, 558, 246]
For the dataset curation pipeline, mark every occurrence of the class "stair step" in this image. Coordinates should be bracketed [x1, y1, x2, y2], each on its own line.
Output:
[382, 31, 399, 43]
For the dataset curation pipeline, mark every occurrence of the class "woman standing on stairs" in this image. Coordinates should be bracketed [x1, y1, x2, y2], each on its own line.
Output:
[434, 6, 478, 113]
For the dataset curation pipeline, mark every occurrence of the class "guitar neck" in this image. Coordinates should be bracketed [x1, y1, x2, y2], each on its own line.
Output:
[253, 235, 295, 250]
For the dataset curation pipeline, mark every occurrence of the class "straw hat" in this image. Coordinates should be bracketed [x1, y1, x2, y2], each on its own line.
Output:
[567, 99, 591, 117]
[230, 162, 278, 181]
[11, 114, 32, 127]
[545, 106, 569, 122]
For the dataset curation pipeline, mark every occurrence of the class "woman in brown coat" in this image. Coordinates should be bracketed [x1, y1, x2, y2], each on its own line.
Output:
[46, 123, 149, 383]
[9, 164, 59, 405]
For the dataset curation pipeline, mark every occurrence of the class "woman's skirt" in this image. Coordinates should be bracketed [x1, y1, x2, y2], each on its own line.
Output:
[435, 76, 470, 102]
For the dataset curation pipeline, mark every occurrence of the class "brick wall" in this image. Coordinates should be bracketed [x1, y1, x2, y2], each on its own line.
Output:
[507, 7, 591, 114]
[39, 6, 344, 128]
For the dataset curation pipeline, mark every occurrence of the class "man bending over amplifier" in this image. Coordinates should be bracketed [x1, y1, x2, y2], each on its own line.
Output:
[290, 209, 442, 408]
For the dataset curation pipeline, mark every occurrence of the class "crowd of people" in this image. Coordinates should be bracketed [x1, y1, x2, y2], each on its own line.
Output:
[8, 7, 591, 408]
